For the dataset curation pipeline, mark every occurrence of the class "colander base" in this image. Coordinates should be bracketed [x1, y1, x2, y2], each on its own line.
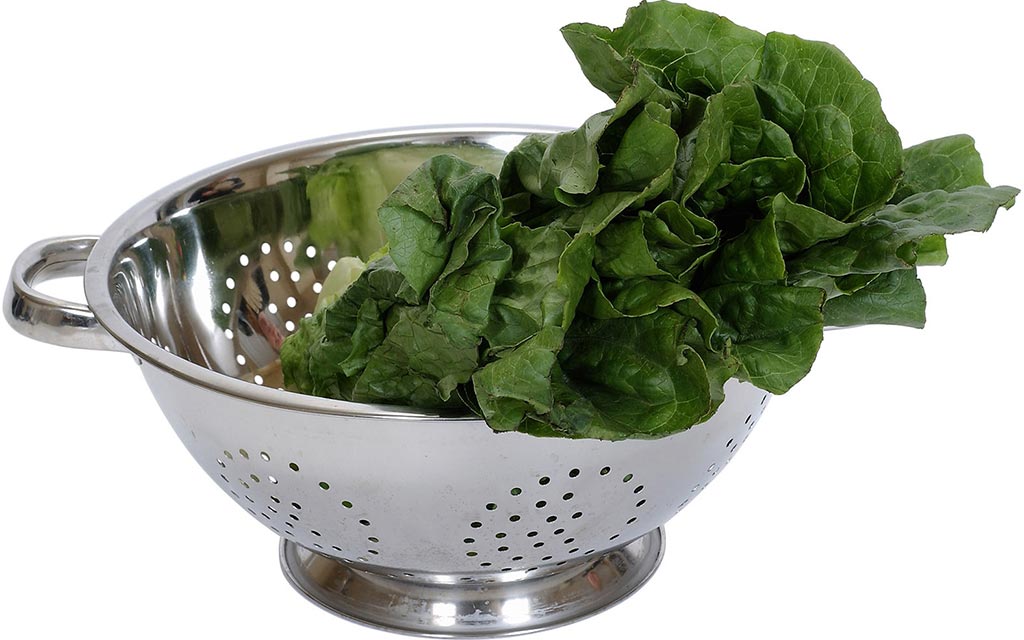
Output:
[279, 527, 665, 637]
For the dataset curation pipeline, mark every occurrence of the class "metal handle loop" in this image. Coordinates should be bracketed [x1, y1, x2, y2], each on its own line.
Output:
[4, 236, 124, 351]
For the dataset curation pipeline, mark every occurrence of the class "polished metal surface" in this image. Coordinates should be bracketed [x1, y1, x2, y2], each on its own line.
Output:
[5, 236, 124, 351]
[5, 126, 771, 635]
[140, 359, 766, 574]
[280, 528, 664, 637]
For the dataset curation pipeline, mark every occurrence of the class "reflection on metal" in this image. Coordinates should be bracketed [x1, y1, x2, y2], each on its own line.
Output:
[280, 528, 665, 637]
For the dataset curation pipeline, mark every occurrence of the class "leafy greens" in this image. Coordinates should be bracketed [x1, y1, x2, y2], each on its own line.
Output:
[281, 1, 1017, 440]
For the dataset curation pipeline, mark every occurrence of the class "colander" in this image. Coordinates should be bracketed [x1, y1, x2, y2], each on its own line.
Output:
[4, 126, 769, 637]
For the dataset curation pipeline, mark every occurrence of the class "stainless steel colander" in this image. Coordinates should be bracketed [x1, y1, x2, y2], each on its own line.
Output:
[5, 126, 769, 637]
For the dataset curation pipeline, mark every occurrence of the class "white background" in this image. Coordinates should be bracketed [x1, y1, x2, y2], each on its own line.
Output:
[1, 1, 1021, 638]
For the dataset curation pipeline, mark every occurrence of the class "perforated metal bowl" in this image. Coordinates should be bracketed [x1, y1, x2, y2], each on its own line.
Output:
[5, 126, 769, 637]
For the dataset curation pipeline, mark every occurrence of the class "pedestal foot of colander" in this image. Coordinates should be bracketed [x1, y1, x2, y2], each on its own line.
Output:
[279, 526, 665, 637]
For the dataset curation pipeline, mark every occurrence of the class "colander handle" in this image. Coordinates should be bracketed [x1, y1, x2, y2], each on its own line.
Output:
[4, 236, 124, 351]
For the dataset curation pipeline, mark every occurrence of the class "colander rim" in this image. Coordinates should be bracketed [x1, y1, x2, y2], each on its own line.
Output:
[82, 124, 568, 421]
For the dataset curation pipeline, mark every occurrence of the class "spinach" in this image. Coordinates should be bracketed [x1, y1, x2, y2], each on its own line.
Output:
[282, 1, 1017, 439]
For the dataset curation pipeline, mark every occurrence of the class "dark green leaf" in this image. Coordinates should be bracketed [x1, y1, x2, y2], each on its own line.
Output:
[377, 155, 504, 298]
[280, 256, 412, 399]
[894, 134, 988, 201]
[675, 82, 763, 202]
[643, 201, 719, 281]
[789, 185, 1019, 276]
[352, 224, 512, 406]
[484, 224, 594, 350]
[823, 269, 926, 328]
[499, 133, 555, 204]
[603, 102, 679, 201]
[538, 191, 643, 235]
[594, 217, 665, 279]
[594, 200, 720, 283]
[770, 193, 856, 254]
[683, 324, 741, 420]
[321, 256, 415, 368]
[834, 273, 881, 295]
[757, 32, 903, 220]
[703, 284, 825, 393]
[602, 1, 765, 96]
[472, 326, 564, 432]
[429, 215, 514, 342]
[580, 278, 719, 345]
[560, 21, 682, 107]
[282, 1, 1020, 442]
[545, 312, 713, 439]
[559, 22, 637, 99]
[544, 111, 613, 198]
[351, 304, 479, 408]
[693, 155, 806, 214]
[702, 213, 786, 286]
